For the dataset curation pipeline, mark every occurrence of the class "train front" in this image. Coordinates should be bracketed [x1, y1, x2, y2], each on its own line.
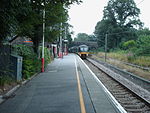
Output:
[78, 45, 89, 59]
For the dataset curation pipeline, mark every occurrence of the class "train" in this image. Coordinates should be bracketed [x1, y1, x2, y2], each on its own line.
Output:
[69, 45, 89, 59]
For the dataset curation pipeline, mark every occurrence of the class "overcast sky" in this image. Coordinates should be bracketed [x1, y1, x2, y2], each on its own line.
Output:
[68, 0, 150, 37]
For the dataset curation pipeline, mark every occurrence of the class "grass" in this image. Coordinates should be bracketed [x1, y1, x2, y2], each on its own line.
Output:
[0, 76, 13, 86]
[0, 75, 17, 95]
[132, 56, 150, 67]
[92, 52, 150, 80]
[106, 59, 150, 80]
[97, 52, 150, 67]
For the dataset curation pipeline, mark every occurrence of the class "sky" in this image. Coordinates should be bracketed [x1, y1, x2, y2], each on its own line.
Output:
[68, 0, 150, 37]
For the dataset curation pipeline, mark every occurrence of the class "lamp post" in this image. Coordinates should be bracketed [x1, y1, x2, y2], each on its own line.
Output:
[41, 2, 45, 72]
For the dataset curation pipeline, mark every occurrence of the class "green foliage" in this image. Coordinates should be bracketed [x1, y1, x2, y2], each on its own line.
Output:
[135, 35, 150, 56]
[88, 35, 97, 41]
[22, 56, 41, 79]
[12, 45, 52, 79]
[103, 0, 142, 28]
[13, 45, 34, 57]
[43, 47, 51, 67]
[67, 34, 72, 47]
[74, 33, 90, 41]
[0, 0, 82, 50]
[122, 40, 136, 50]
[22, 59, 34, 79]
[94, 0, 141, 50]
[137, 28, 150, 36]
[13, 45, 41, 79]
[30, 1, 81, 53]
[0, 75, 13, 86]
[0, 0, 18, 43]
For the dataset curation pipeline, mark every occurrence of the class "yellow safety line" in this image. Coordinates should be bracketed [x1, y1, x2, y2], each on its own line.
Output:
[75, 57, 86, 113]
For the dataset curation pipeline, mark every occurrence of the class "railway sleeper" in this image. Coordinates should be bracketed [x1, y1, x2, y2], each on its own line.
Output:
[125, 108, 145, 113]
[114, 95, 138, 101]
[124, 104, 147, 109]
[113, 93, 133, 97]
[112, 92, 131, 96]
[114, 95, 127, 98]
[119, 101, 136, 105]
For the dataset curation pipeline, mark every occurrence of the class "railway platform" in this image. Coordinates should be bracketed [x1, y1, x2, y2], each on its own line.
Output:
[0, 54, 126, 113]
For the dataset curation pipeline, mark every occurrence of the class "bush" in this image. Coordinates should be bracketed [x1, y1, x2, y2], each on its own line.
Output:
[122, 40, 136, 50]
[39, 47, 51, 68]
[22, 57, 41, 79]
[12, 45, 52, 79]
[44, 47, 51, 67]
[13, 45, 41, 79]
[135, 35, 150, 56]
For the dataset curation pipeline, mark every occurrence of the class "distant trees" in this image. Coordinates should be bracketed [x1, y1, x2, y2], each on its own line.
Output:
[136, 35, 150, 56]
[94, 0, 142, 50]
[74, 33, 89, 41]
[121, 28, 150, 56]
[74, 33, 96, 41]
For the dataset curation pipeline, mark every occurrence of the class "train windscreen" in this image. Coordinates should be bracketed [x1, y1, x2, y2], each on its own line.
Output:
[80, 47, 88, 52]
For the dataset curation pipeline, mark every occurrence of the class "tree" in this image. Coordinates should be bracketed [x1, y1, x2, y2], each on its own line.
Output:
[137, 28, 150, 36]
[0, 0, 82, 50]
[74, 33, 90, 41]
[94, 0, 142, 50]
[103, 0, 142, 28]
[122, 40, 136, 50]
[88, 35, 97, 41]
[135, 35, 150, 56]
[94, 20, 108, 48]
[0, 0, 18, 45]
[24, 0, 82, 53]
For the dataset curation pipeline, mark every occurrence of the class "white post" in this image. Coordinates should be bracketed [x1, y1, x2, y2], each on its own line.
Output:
[64, 26, 67, 55]
[41, 4, 45, 72]
[59, 23, 63, 58]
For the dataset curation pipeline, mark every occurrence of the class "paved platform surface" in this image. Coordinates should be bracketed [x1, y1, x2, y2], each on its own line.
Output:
[0, 54, 125, 113]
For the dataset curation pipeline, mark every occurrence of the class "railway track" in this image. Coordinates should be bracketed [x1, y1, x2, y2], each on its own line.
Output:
[84, 58, 150, 113]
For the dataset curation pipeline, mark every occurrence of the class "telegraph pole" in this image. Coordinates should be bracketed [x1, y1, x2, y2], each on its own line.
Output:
[105, 34, 108, 62]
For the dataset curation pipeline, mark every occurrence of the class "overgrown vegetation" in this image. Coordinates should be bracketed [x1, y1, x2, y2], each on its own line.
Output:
[0, 76, 13, 86]
[13, 45, 51, 79]
[96, 51, 150, 67]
